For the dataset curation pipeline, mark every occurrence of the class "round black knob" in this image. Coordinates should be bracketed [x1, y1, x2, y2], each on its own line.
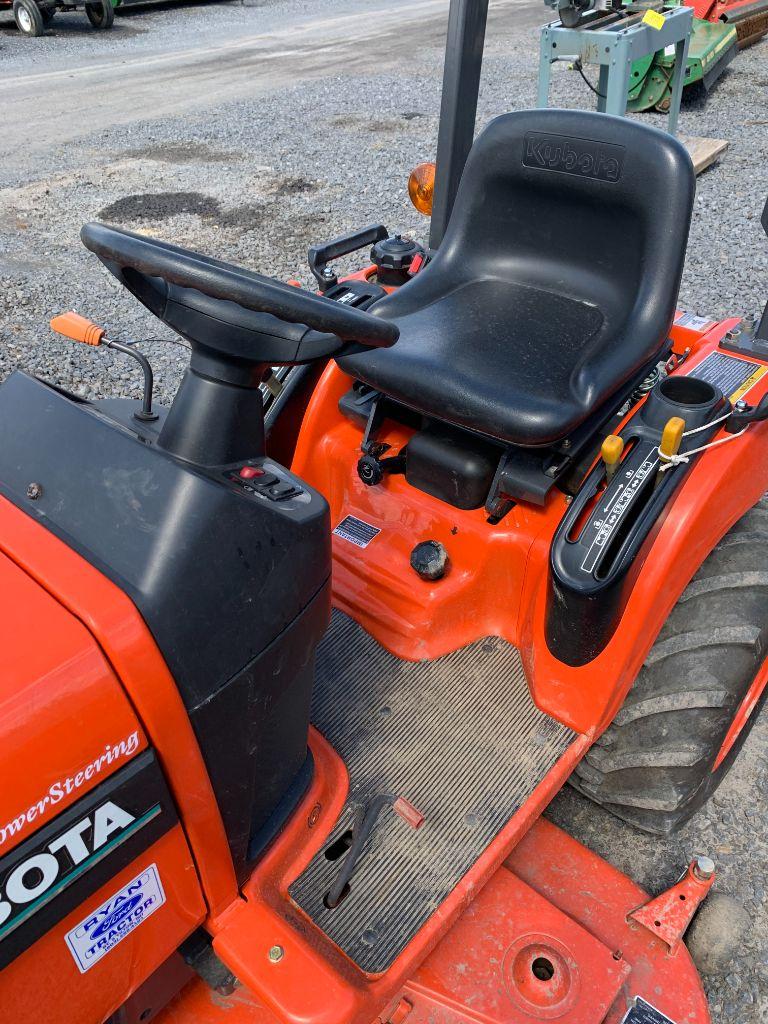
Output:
[357, 454, 384, 486]
[370, 235, 425, 286]
[410, 540, 449, 581]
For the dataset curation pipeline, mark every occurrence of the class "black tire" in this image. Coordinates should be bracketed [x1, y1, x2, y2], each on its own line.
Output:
[571, 494, 768, 834]
[85, 0, 113, 28]
[13, 0, 45, 35]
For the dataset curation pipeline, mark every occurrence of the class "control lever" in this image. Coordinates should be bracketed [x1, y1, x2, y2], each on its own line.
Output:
[308, 224, 389, 292]
[358, 443, 407, 486]
[726, 394, 768, 434]
[655, 416, 685, 486]
[600, 434, 624, 484]
[325, 794, 424, 910]
[356, 391, 406, 485]
[50, 311, 158, 422]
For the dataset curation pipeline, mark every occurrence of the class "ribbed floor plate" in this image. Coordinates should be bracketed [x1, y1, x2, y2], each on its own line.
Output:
[289, 612, 574, 973]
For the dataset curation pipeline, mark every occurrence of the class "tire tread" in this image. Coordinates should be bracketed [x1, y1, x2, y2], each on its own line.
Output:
[571, 497, 768, 834]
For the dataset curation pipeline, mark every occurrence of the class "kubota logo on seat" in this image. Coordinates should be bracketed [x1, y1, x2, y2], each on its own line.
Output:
[523, 132, 625, 182]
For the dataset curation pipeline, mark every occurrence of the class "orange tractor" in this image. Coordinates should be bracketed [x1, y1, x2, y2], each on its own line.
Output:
[1, 2, 767, 1022]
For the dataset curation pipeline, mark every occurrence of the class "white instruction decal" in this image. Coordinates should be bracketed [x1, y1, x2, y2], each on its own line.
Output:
[674, 311, 715, 333]
[65, 864, 165, 973]
[333, 515, 380, 548]
[621, 996, 677, 1023]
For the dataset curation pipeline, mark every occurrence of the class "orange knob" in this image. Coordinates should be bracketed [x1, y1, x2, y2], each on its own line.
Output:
[50, 311, 105, 347]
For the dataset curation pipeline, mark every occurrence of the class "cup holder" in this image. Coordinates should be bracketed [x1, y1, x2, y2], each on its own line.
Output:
[657, 375, 718, 408]
[642, 373, 725, 432]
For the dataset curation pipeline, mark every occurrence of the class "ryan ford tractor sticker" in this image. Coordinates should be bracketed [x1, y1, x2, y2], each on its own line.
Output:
[66, 864, 166, 973]
[0, 731, 142, 851]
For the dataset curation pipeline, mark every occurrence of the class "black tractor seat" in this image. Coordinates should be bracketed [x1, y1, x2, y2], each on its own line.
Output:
[339, 108, 696, 449]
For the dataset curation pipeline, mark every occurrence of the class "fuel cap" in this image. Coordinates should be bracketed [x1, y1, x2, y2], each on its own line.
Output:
[371, 235, 424, 285]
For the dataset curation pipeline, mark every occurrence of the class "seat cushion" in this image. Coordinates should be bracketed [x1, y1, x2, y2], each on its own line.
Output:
[341, 277, 607, 447]
[337, 108, 695, 448]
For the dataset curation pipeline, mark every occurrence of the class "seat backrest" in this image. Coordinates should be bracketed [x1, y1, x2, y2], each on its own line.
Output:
[435, 108, 695, 387]
[340, 109, 697, 452]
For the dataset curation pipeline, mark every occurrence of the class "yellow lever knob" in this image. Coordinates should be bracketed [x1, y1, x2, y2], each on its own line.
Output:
[601, 434, 624, 482]
[659, 417, 686, 463]
[601, 434, 624, 467]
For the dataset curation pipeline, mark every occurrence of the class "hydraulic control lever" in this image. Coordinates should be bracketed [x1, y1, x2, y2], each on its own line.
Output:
[50, 311, 158, 422]
[308, 224, 389, 292]
[726, 394, 768, 434]
[325, 794, 424, 910]
[356, 391, 407, 486]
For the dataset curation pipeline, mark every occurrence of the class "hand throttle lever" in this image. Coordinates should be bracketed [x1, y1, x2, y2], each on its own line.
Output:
[50, 311, 158, 422]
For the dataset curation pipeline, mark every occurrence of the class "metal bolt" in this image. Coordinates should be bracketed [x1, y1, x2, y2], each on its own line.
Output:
[307, 803, 321, 828]
[562, 439, 572, 450]
[694, 855, 715, 881]
[268, 945, 285, 963]
[735, 399, 749, 412]
[26, 482, 42, 500]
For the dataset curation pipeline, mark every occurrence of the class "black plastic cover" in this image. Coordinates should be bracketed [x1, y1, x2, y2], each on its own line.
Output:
[547, 375, 726, 666]
[406, 421, 501, 509]
[0, 372, 331, 874]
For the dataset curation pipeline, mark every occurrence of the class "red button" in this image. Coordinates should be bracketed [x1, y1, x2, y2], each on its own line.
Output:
[409, 253, 424, 275]
[239, 466, 264, 480]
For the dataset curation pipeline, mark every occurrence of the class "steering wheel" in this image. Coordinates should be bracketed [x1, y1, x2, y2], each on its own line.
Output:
[80, 223, 399, 383]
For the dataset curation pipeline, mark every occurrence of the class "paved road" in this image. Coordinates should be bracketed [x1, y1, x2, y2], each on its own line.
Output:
[1, 0, 542, 173]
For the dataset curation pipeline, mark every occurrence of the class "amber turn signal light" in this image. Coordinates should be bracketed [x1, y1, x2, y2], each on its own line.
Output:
[408, 162, 436, 216]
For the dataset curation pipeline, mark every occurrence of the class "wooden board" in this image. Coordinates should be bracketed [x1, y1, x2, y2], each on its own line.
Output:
[679, 134, 730, 175]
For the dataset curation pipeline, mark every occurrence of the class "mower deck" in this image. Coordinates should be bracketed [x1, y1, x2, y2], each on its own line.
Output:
[154, 819, 710, 1024]
[290, 612, 574, 972]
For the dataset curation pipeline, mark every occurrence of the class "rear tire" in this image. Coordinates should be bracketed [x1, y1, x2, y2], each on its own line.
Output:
[571, 495, 768, 834]
[85, 0, 113, 28]
[13, 0, 45, 35]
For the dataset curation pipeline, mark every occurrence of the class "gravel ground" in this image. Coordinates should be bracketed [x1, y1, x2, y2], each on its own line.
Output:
[1, 2, 768, 1019]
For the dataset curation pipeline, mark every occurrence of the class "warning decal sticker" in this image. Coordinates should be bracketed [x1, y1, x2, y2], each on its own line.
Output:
[689, 351, 768, 403]
[675, 311, 715, 333]
[65, 864, 165, 973]
[333, 515, 381, 548]
[621, 997, 678, 1024]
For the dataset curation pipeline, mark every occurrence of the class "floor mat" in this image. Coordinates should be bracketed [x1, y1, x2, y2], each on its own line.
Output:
[289, 612, 575, 973]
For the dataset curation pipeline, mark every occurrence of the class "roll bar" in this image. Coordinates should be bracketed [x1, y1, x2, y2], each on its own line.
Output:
[429, 0, 490, 249]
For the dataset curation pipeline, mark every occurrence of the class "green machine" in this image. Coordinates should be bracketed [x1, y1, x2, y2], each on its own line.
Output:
[628, 14, 738, 111]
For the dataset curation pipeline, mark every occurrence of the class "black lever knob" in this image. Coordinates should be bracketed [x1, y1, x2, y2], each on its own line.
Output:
[356, 443, 406, 486]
